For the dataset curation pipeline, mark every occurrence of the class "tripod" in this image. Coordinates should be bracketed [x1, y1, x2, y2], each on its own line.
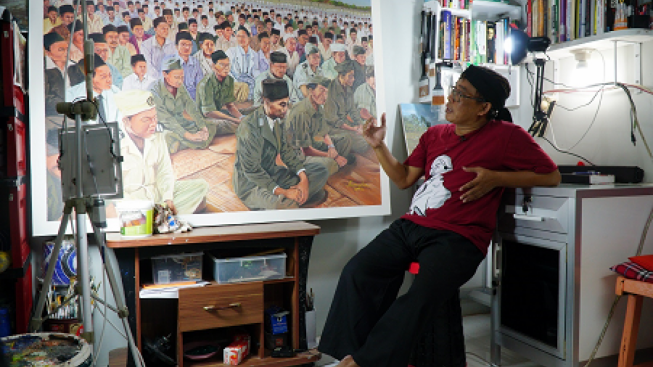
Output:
[31, 105, 143, 366]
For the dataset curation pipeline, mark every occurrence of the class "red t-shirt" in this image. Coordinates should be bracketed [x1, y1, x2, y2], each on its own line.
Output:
[401, 120, 558, 255]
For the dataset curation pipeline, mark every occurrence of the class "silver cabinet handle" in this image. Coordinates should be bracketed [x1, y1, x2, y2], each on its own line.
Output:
[492, 243, 501, 280]
[513, 214, 545, 222]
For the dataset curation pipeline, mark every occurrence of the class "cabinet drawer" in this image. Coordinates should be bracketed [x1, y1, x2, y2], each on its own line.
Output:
[178, 283, 263, 332]
[499, 193, 571, 234]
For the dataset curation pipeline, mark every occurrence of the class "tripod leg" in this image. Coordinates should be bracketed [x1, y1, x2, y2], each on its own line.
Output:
[91, 221, 145, 367]
[31, 201, 73, 332]
[74, 200, 94, 343]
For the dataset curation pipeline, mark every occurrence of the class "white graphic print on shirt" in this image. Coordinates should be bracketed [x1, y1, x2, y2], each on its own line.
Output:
[408, 155, 453, 216]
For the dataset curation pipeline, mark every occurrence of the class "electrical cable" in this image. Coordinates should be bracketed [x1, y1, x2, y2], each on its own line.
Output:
[540, 136, 596, 165]
[524, 63, 596, 164]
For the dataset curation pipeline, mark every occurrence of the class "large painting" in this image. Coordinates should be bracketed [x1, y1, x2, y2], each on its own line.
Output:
[30, 0, 389, 235]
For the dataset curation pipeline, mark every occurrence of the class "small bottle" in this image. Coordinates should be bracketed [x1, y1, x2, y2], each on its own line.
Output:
[431, 63, 445, 121]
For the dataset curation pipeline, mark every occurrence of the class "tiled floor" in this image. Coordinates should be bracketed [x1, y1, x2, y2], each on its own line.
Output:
[315, 313, 540, 367]
[109, 313, 542, 367]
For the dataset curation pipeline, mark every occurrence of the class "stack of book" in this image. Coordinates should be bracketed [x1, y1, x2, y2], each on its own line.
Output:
[439, 10, 516, 65]
[526, 0, 649, 43]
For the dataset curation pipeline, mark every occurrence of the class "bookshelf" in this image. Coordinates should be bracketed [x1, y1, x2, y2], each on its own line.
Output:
[423, 0, 522, 66]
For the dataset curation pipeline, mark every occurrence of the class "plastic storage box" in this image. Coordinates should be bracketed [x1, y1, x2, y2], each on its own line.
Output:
[151, 252, 203, 284]
[210, 253, 287, 284]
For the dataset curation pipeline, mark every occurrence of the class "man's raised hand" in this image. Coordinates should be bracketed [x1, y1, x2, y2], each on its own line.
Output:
[363, 112, 386, 148]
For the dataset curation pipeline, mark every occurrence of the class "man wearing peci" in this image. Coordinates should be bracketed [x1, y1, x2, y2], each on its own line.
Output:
[318, 66, 560, 367]
[252, 51, 300, 108]
[233, 79, 331, 210]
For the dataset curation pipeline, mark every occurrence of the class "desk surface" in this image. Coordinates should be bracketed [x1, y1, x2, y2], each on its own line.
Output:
[106, 221, 320, 249]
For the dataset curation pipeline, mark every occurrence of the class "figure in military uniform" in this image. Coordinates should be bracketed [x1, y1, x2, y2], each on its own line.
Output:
[354, 66, 377, 120]
[195, 50, 243, 134]
[292, 45, 323, 100]
[150, 57, 218, 153]
[252, 52, 300, 107]
[233, 79, 331, 210]
[114, 89, 209, 214]
[323, 60, 369, 154]
[286, 76, 352, 170]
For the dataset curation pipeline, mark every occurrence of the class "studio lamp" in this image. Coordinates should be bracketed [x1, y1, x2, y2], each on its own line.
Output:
[506, 27, 551, 137]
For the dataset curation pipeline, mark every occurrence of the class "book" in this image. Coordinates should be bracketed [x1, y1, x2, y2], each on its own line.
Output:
[486, 21, 496, 63]
[585, 0, 596, 36]
[477, 20, 487, 64]
[454, 16, 461, 60]
[567, 0, 575, 40]
[539, 0, 547, 38]
[496, 19, 504, 65]
[527, 0, 533, 36]
[585, 0, 591, 36]
[551, 0, 559, 43]
[532, 0, 539, 36]
[443, 10, 452, 60]
[580, 0, 586, 36]
[470, 19, 477, 64]
[560, 0, 567, 41]
[596, 0, 604, 34]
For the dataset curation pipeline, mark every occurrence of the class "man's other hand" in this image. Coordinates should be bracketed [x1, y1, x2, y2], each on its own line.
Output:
[459, 166, 499, 203]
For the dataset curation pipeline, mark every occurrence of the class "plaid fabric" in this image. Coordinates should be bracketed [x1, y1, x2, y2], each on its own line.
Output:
[610, 261, 653, 284]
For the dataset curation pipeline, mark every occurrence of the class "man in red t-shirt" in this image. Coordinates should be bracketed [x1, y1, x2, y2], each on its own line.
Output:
[318, 66, 561, 367]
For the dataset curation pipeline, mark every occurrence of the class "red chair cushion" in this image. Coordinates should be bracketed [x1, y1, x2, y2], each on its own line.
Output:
[629, 255, 653, 272]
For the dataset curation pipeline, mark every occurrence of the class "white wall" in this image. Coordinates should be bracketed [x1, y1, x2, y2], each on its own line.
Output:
[535, 43, 653, 173]
[306, 0, 421, 337]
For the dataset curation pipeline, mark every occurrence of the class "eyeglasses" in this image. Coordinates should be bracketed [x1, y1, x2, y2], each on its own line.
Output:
[448, 86, 485, 103]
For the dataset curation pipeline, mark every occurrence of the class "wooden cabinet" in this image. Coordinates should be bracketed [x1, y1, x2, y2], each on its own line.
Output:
[107, 221, 321, 367]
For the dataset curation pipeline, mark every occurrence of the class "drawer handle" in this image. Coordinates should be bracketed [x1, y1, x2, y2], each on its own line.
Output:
[203, 303, 241, 312]
[513, 214, 545, 222]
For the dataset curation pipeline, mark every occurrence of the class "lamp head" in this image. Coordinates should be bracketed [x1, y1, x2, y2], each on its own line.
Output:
[506, 27, 551, 65]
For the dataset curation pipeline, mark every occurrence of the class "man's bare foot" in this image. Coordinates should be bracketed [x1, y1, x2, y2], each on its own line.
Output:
[337, 355, 361, 367]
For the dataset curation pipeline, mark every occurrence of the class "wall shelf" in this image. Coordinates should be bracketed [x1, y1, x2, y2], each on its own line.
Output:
[545, 28, 653, 59]
[424, 0, 520, 20]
